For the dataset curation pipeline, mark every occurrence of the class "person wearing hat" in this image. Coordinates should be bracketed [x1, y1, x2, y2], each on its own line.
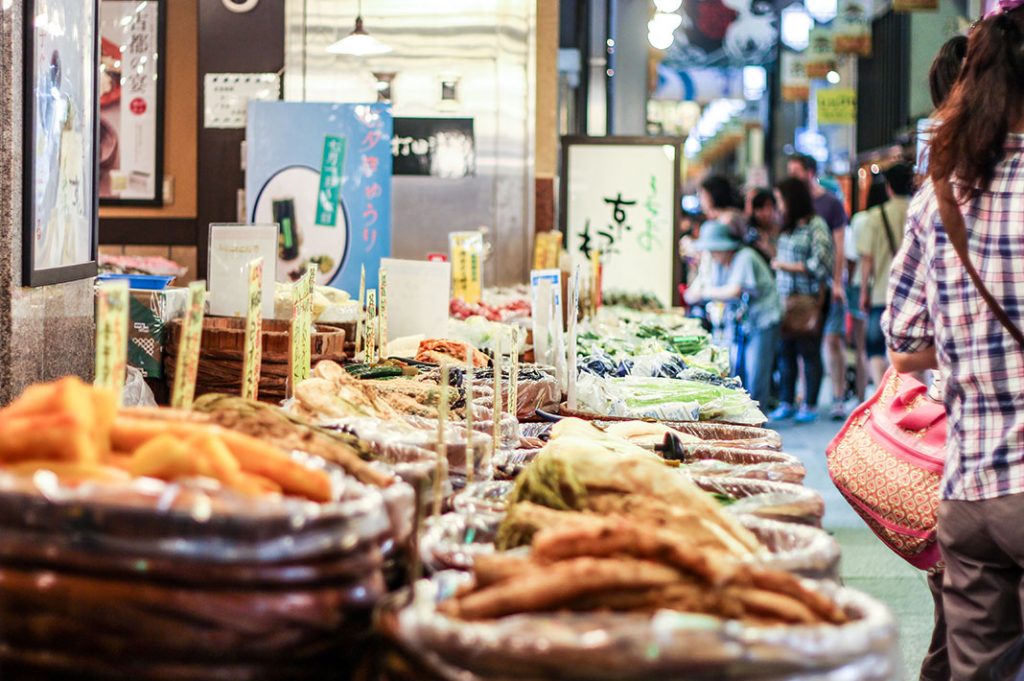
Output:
[684, 219, 781, 410]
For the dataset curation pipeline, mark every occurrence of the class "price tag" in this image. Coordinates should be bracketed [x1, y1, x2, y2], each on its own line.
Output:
[464, 344, 475, 484]
[365, 289, 377, 364]
[449, 231, 483, 304]
[509, 327, 520, 419]
[355, 265, 366, 361]
[378, 267, 389, 357]
[95, 280, 130, 402]
[566, 267, 581, 410]
[289, 267, 315, 396]
[433, 364, 450, 517]
[241, 258, 264, 400]
[591, 250, 602, 317]
[171, 281, 207, 409]
[491, 334, 503, 464]
[533, 230, 563, 270]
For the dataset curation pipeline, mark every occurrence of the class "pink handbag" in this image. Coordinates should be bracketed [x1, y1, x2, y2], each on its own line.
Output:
[826, 367, 946, 570]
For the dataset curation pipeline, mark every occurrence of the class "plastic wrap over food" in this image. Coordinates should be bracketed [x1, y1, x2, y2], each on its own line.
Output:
[122, 366, 157, 408]
[419, 512, 500, 573]
[683, 458, 806, 485]
[0, 453, 403, 564]
[742, 516, 841, 582]
[377, 573, 898, 681]
[492, 448, 540, 480]
[451, 480, 514, 518]
[695, 476, 826, 528]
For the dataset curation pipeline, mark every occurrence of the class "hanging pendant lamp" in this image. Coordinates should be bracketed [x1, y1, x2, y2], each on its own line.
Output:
[326, 0, 392, 56]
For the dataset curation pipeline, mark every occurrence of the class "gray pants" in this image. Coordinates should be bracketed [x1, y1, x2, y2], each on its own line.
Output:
[938, 494, 1024, 681]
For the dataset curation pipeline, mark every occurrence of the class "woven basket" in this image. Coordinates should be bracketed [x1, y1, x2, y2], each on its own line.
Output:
[164, 317, 346, 402]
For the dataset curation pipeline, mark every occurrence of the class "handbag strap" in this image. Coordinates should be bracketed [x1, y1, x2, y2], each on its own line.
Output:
[934, 177, 1024, 349]
[879, 204, 897, 257]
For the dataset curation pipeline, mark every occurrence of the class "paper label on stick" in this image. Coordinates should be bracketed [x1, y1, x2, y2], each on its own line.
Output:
[289, 267, 315, 395]
[95, 280, 130, 402]
[509, 327, 520, 419]
[365, 289, 377, 364]
[533, 231, 563, 270]
[566, 267, 581, 410]
[242, 258, 264, 400]
[433, 365, 450, 517]
[355, 265, 366, 361]
[450, 231, 483, 304]
[378, 267, 389, 356]
[171, 281, 207, 409]
[464, 344, 475, 484]
[591, 250, 602, 316]
[530, 269, 566, 387]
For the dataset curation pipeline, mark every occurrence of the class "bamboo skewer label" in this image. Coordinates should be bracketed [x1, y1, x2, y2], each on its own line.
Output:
[464, 345, 475, 485]
[364, 289, 377, 365]
[95, 280, 130, 403]
[433, 364, 450, 517]
[171, 281, 207, 409]
[288, 267, 315, 397]
[241, 257, 264, 401]
[378, 267, 389, 359]
[509, 327, 520, 420]
[591, 249, 602, 317]
[490, 334, 502, 476]
[566, 266, 581, 410]
[355, 265, 366, 361]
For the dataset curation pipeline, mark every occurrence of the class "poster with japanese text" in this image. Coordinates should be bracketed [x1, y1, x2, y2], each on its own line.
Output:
[98, 0, 163, 204]
[563, 140, 681, 309]
[246, 102, 393, 298]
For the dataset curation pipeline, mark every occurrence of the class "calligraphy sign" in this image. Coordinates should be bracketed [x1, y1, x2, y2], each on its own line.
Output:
[95, 280, 131, 402]
[289, 266, 315, 396]
[316, 135, 347, 226]
[449, 231, 484, 304]
[171, 281, 207, 409]
[241, 258, 264, 400]
[562, 137, 682, 309]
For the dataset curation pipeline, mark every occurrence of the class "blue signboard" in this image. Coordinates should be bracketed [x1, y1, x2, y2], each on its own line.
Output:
[246, 102, 393, 298]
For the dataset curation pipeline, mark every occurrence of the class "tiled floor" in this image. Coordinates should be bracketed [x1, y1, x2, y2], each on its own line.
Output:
[773, 416, 933, 681]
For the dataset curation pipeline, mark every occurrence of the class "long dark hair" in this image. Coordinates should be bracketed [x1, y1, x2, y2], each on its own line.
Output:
[930, 10, 1024, 197]
[929, 36, 968, 108]
[776, 177, 816, 233]
[701, 175, 741, 210]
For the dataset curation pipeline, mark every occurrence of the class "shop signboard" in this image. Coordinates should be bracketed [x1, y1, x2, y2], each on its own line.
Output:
[806, 28, 836, 79]
[392, 117, 475, 178]
[817, 88, 858, 126]
[246, 102, 393, 298]
[781, 51, 810, 102]
[561, 137, 682, 309]
[834, 0, 872, 56]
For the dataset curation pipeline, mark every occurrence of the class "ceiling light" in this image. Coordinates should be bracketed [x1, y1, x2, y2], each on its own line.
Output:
[805, 0, 838, 23]
[649, 12, 683, 32]
[648, 29, 675, 50]
[654, 0, 684, 11]
[326, 0, 391, 56]
[780, 4, 813, 51]
[826, 70, 841, 84]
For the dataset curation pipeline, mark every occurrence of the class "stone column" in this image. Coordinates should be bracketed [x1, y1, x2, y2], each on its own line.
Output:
[0, 2, 96, 405]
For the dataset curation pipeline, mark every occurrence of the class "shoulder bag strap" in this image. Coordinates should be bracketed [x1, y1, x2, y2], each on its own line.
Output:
[879, 203, 897, 257]
[934, 177, 1024, 349]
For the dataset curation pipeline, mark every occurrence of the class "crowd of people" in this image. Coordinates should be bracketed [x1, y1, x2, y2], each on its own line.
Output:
[682, 155, 913, 424]
[686, 10, 1024, 679]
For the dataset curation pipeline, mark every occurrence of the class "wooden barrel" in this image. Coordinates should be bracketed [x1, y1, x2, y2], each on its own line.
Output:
[164, 317, 346, 402]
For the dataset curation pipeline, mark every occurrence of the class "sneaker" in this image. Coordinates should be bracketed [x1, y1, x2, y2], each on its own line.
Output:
[829, 403, 847, 421]
[768, 403, 796, 421]
[793, 406, 818, 424]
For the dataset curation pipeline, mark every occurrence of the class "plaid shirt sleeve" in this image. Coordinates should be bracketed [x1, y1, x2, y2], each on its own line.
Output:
[882, 189, 934, 353]
[807, 218, 833, 283]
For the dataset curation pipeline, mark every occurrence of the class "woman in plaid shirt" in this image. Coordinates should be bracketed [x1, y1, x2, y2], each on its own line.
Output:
[884, 7, 1024, 679]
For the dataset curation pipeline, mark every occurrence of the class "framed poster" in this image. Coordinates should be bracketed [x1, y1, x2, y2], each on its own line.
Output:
[23, 0, 100, 286]
[246, 102, 393, 297]
[561, 137, 683, 309]
[98, 0, 165, 205]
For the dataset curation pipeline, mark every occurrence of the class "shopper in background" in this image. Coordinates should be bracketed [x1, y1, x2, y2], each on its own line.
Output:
[684, 220, 780, 410]
[745, 188, 779, 265]
[787, 153, 851, 420]
[856, 163, 914, 387]
[929, 35, 968, 109]
[769, 178, 833, 424]
[699, 175, 747, 238]
[884, 6, 1024, 678]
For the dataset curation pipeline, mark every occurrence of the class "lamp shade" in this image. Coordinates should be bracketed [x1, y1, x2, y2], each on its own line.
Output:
[326, 16, 392, 56]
